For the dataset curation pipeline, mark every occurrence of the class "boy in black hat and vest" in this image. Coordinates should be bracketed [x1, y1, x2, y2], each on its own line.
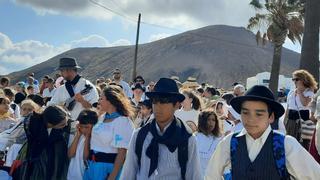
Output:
[205, 85, 320, 180]
[48, 57, 99, 121]
[120, 78, 201, 180]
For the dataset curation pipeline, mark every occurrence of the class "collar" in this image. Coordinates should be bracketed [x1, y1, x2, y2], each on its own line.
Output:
[155, 120, 173, 136]
[236, 125, 272, 143]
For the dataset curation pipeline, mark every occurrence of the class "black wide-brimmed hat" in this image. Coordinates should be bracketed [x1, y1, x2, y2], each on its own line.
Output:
[132, 83, 146, 92]
[145, 78, 185, 102]
[56, 57, 81, 70]
[230, 85, 284, 119]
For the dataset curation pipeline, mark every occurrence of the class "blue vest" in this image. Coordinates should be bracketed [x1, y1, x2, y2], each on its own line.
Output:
[229, 131, 289, 180]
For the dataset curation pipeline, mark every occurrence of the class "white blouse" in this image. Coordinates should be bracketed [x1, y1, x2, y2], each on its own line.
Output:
[196, 132, 222, 177]
[287, 89, 314, 110]
[90, 116, 134, 153]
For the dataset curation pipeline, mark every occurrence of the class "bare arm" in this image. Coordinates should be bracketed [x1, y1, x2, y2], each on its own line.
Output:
[108, 148, 127, 180]
[68, 126, 81, 158]
[74, 93, 92, 109]
[83, 136, 91, 160]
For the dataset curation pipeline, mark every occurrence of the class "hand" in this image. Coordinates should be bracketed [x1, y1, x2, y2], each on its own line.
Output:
[75, 124, 82, 137]
[74, 93, 85, 103]
[310, 115, 317, 123]
[83, 124, 93, 139]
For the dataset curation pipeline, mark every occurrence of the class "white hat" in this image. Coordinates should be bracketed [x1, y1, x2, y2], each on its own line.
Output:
[227, 105, 241, 120]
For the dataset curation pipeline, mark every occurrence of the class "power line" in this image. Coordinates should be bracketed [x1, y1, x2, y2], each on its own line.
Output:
[88, 0, 275, 50]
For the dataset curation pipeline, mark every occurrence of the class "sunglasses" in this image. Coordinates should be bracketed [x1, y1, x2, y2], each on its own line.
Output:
[113, 72, 120, 75]
[292, 78, 300, 82]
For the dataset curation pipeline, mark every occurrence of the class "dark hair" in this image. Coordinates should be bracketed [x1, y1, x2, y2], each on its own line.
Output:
[222, 93, 235, 105]
[47, 78, 54, 84]
[182, 90, 201, 110]
[240, 100, 273, 117]
[3, 88, 15, 98]
[77, 109, 98, 125]
[150, 94, 181, 105]
[0, 97, 10, 105]
[0, 77, 10, 86]
[140, 99, 152, 109]
[198, 110, 221, 137]
[14, 92, 26, 104]
[27, 94, 45, 107]
[103, 85, 135, 118]
[42, 105, 67, 125]
[197, 88, 204, 94]
[27, 86, 34, 90]
[205, 87, 216, 96]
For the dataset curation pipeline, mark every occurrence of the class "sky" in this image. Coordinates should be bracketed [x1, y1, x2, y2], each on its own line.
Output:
[0, 0, 302, 75]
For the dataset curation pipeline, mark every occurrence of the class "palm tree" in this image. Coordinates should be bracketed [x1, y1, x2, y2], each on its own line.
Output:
[247, 0, 304, 95]
[300, 0, 320, 84]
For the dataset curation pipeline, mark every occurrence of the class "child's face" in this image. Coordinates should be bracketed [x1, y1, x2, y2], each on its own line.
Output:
[21, 105, 34, 116]
[207, 115, 216, 133]
[216, 104, 223, 116]
[140, 105, 152, 117]
[241, 101, 274, 139]
[0, 100, 10, 113]
[79, 124, 93, 135]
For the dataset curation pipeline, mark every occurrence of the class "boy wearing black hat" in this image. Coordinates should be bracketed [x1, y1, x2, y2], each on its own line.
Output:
[205, 85, 320, 180]
[121, 78, 201, 179]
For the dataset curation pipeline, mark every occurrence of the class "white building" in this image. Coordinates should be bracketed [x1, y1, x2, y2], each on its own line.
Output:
[246, 72, 294, 91]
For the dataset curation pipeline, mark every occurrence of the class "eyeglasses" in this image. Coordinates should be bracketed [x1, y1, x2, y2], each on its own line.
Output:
[292, 78, 300, 82]
[113, 72, 120, 75]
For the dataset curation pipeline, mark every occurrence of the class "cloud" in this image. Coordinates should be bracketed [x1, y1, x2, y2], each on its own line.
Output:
[70, 35, 109, 48]
[0, 33, 13, 51]
[148, 33, 171, 42]
[111, 39, 131, 46]
[0, 32, 131, 75]
[15, 0, 255, 29]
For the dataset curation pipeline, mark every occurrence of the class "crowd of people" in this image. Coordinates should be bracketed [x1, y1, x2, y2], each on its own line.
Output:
[0, 57, 319, 179]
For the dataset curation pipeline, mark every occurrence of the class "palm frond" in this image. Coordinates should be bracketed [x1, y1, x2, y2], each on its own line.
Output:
[250, 0, 264, 9]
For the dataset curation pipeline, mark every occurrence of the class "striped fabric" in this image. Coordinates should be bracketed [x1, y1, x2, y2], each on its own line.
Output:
[301, 120, 316, 140]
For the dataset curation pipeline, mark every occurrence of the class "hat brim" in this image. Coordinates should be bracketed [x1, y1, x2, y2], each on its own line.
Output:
[145, 92, 185, 102]
[55, 66, 81, 71]
[230, 95, 285, 119]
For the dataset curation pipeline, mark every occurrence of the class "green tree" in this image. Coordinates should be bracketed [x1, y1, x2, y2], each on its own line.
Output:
[248, 0, 304, 95]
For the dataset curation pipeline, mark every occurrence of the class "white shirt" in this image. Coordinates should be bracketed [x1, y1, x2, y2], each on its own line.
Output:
[204, 126, 320, 180]
[175, 109, 200, 126]
[43, 87, 56, 98]
[119, 80, 133, 98]
[47, 78, 99, 120]
[90, 116, 134, 153]
[223, 120, 234, 134]
[120, 120, 202, 180]
[196, 133, 221, 178]
[67, 135, 85, 180]
[287, 89, 314, 110]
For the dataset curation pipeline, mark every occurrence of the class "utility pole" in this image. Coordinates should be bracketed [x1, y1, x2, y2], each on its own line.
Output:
[132, 13, 141, 81]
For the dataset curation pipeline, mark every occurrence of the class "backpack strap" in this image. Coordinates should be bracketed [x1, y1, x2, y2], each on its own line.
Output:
[272, 131, 289, 179]
[224, 132, 240, 180]
[135, 122, 151, 169]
